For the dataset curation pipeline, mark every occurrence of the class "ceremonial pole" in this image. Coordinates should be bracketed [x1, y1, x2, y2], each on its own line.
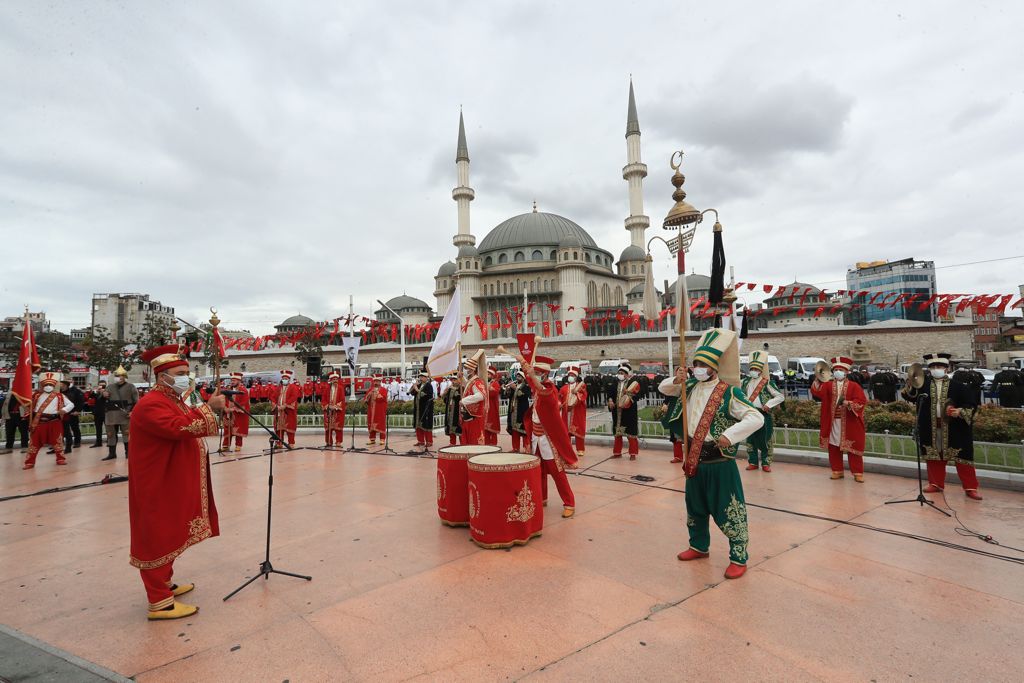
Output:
[348, 295, 356, 401]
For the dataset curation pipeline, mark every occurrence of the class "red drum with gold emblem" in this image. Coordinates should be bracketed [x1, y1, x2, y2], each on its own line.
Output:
[437, 445, 500, 527]
[467, 453, 543, 549]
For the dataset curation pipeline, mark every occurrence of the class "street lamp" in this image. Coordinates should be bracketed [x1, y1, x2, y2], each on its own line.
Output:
[376, 300, 406, 379]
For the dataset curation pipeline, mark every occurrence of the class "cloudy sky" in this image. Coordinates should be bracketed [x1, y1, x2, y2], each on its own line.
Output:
[2, 1, 1022, 334]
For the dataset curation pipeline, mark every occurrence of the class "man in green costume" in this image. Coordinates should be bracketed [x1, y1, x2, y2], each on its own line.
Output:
[659, 328, 764, 580]
[741, 350, 785, 472]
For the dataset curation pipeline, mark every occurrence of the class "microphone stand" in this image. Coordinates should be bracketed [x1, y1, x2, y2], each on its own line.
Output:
[223, 394, 312, 601]
[377, 401, 397, 455]
[885, 391, 950, 516]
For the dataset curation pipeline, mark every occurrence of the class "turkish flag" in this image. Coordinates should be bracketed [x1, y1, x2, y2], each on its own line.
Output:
[212, 326, 227, 358]
[516, 333, 537, 363]
[555, 320, 563, 336]
[12, 316, 40, 406]
[542, 321, 551, 337]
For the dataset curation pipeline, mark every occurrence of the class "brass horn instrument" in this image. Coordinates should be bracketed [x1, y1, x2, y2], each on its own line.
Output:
[907, 362, 926, 390]
[814, 360, 833, 384]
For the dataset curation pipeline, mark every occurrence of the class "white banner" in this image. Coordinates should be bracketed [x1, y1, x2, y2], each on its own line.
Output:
[427, 287, 462, 376]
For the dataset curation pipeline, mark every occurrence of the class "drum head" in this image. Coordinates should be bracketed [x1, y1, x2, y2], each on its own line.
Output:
[438, 444, 502, 460]
[468, 453, 537, 467]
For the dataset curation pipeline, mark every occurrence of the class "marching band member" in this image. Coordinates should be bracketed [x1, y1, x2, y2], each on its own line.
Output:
[365, 375, 388, 445]
[322, 371, 347, 447]
[221, 372, 249, 452]
[608, 362, 641, 459]
[559, 366, 588, 456]
[659, 328, 763, 579]
[741, 350, 784, 472]
[410, 371, 435, 448]
[504, 349, 579, 518]
[22, 372, 74, 469]
[506, 370, 532, 453]
[811, 356, 867, 482]
[484, 366, 501, 446]
[441, 374, 462, 446]
[459, 351, 489, 446]
[272, 369, 301, 448]
[128, 344, 225, 620]
[901, 353, 982, 500]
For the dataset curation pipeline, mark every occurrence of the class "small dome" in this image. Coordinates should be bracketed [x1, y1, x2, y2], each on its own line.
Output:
[383, 295, 432, 312]
[672, 273, 712, 292]
[619, 245, 646, 262]
[437, 261, 456, 276]
[559, 232, 583, 248]
[458, 244, 479, 257]
[279, 314, 314, 327]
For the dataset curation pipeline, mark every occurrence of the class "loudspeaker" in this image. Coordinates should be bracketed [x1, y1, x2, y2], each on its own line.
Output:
[306, 357, 322, 377]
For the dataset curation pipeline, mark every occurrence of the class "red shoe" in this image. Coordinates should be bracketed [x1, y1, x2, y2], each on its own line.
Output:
[677, 548, 710, 561]
[923, 484, 942, 493]
[761, 465, 771, 472]
[669, 457, 683, 463]
[610, 453, 622, 459]
[56, 459, 68, 466]
[724, 563, 747, 579]
[745, 463, 758, 470]
[22, 463, 34, 470]
[965, 490, 983, 501]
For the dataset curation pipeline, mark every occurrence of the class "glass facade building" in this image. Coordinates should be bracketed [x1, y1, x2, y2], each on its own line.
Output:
[845, 258, 936, 325]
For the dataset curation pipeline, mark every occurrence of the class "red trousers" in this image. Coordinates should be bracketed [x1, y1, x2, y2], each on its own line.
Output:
[325, 429, 344, 446]
[484, 430, 498, 446]
[540, 458, 575, 508]
[827, 444, 863, 475]
[460, 420, 484, 446]
[276, 430, 295, 446]
[221, 434, 243, 449]
[613, 435, 639, 456]
[140, 561, 175, 611]
[511, 432, 530, 453]
[926, 460, 979, 491]
[25, 420, 65, 465]
[449, 434, 458, 446]
[672, 441, 683, 460]
[415, 427, 433, 446]
[571, 434, 585, 454]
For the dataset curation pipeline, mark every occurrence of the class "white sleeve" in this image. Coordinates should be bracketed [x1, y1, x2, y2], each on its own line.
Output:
[722, 391, 764, 444]
[658, 377, 682, 397]
[461, 390, 484, 405]
[762, 384, 785, 410]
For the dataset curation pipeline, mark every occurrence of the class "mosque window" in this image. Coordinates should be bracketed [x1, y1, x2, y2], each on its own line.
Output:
[550, 250, 556, 260]
[587, 281, 597, 307]
[529, 280, 535, 292]
[498, 253, 508, 264]
[585, 253, 591, 263]
[485, 256, 493, 266]
[573, 251, 578, 260]
[503, 282, 508, 294]
[631, 264, 637, 275]
[544, 280, 550, 292]
[601, 284, 610, 307]
[532, 250, 543, 260]
[615, 286, 624, 305]
[514, 251, 525, 262]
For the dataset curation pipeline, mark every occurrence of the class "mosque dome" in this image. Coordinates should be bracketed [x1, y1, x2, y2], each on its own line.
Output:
[437, 261, 456, 276]
[278, 314, 314, 328]
[478, 212, 598, 252]
[618, 245, 646, 262]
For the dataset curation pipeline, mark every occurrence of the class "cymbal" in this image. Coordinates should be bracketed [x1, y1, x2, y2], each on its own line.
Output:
[814, 360, 833, 384]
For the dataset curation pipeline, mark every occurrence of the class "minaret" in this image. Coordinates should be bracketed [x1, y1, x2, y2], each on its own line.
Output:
[622, 78, 649, 249]
[453, 110, 476, 248]
[453, 110, 480, 341]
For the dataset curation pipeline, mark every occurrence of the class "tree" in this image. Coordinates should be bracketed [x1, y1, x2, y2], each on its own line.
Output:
[83, 325, 128, 372]
[294, 327, 324, 373]
[35, 331, 75, 372]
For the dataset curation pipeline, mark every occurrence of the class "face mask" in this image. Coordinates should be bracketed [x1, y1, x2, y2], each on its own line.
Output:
[833, 370, 846, 381]
[930, 368, 946, 379]
[567, 376, 576, 384]
[43, 385, 54, 393]
[281, 378, 290, 384]
[692, 367, 711, 382]
[164, 374, 191, 395]
[748, 370, 762, 378]
[117, 377, 126, 384]
[617, 373, 627, 381]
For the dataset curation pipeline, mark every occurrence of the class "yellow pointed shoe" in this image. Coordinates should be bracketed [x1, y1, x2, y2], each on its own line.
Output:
[830, 472, 844, 480]
[853, 473, 864, 483]
[171, 582, 194, 597]
[147, 601, 198, 621]
[562, 506, 575, 518]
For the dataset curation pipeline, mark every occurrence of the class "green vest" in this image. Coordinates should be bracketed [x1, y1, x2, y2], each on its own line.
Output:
[660, 380, 757, 458]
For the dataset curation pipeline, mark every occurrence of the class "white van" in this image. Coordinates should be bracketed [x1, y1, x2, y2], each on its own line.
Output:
[740, 355, 783, 382]
[786, 357, 825, 382]
[597, 359, 630, 376]
[552, 359, 593, 382]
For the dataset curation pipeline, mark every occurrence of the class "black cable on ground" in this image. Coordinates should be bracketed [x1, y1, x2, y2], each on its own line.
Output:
[941, 489, 1024, 555]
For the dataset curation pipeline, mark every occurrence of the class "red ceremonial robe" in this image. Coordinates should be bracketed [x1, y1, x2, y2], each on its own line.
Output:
[128, 385, 220, 569]
[810, 378, 867, 455]
[525, 375, 578, 467]
[366, 385, 388, 433]
[559, 383, 588, 437]
[273, 383, 302, 435]
[322, 382, 347, 430]
[485, 379, 502, 436]
[460, 377, 488, 445]
[303, 380, 314, 399]
[228, 387, 250, 436]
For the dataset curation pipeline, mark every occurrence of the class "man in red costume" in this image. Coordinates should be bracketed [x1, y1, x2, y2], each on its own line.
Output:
[459, 351, 488, 446]
[811, 356, 867, 482]
[220, 371, 249, 452]
[365, 375, 387, 445]
[484, 366, 501, 446]
[129, 344, 225, 620]
[559, 366, 588, 457]
[502, 350, 578, 518]
[322, 371, 347, 447]
[22, 371, 75, 469]
[272, 369, 301, 448]
[303, 377, 315, 404]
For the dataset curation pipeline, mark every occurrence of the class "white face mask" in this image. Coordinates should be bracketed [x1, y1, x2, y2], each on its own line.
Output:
[567, 376, 576, 384]
[617, 373, 627, 381]
[43, 385, 54, 393]
[833, 370, 846, 381]
[930, 368, 947, 379]
[748, 370, 762, 378]
[692, 367, 711, 382]
[164, 374, 191, 395]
